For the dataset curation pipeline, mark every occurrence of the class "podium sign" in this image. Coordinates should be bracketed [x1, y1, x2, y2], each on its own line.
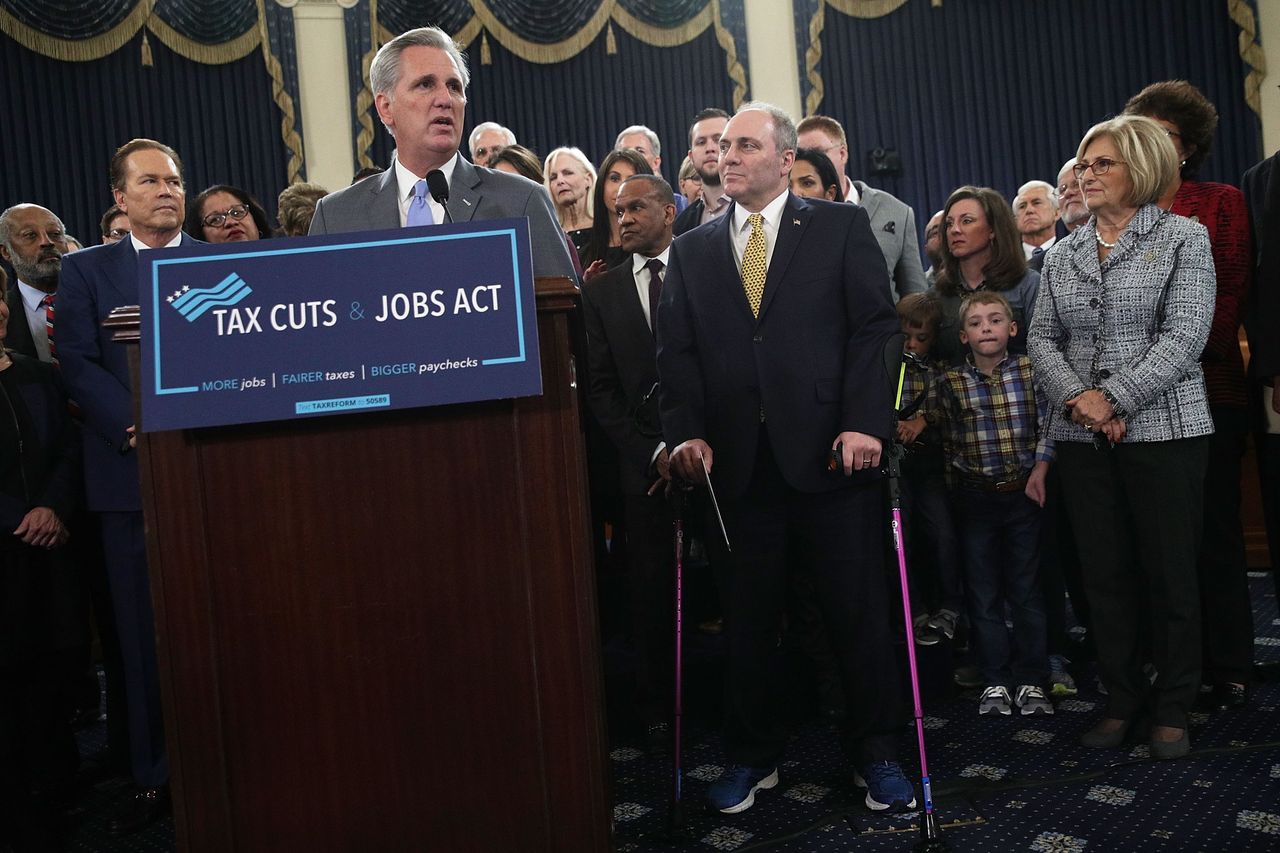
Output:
[138, 219, 541, 431]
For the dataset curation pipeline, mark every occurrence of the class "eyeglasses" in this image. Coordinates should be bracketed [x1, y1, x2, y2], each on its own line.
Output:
[105, 228, 130, 240]
[474, 145, 505, 161]
[1072, 157, 1126, 179]
[202, 204, 249, 228]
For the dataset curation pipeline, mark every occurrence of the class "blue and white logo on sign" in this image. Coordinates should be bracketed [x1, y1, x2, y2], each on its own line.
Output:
[169, 272, 252, 322]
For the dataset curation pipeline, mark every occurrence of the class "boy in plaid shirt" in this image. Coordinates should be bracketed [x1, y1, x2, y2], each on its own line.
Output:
[935, 291, 1054, 716]
[895, 294, 962, 646]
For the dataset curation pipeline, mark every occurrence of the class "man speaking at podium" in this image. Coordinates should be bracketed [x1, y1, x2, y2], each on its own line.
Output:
[309, 26, 575, 280]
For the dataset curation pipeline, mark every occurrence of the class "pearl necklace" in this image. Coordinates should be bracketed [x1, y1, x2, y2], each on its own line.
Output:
[1095, 230, 1119, 249]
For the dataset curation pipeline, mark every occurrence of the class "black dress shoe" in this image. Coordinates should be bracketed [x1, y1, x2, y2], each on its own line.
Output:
[107, 786, 170, 835]
[1212, 682, 1247, 711]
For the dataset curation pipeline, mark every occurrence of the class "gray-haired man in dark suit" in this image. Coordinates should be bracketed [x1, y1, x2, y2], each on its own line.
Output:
[309, 26, 575, 279]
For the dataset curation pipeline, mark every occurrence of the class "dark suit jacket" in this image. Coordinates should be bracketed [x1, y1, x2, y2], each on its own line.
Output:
[658, 193, 899, 498]
[309, 153, 576, 279]
[581, 258, 664, 495]
[57, 234, 198, 511]
[672, 199, 705, 237]
[4, 284, 38, 359]
[0, 354, 80, 530]
[1243, 150, 1280, 378]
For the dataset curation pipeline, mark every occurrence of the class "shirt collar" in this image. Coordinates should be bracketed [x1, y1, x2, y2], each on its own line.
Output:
[631, 245, 672, 277]
[701, 184, 729, 213]
[395, 152, 458, 202]
[17, 280, 49, 312]
[844, 177, 860, 205]
[731, 188, 790, 234]
[965, 351, 1013, 377]
[130, 231, 183, 252]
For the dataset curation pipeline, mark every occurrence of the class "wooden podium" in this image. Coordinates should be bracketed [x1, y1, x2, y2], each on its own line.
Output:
[109, 277, 611, 852]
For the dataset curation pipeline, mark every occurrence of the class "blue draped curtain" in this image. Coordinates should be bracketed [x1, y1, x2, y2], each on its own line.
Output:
[793, 0, 1263, 244]
[343, 0, 748, 186]
[0, 0, 303, 239]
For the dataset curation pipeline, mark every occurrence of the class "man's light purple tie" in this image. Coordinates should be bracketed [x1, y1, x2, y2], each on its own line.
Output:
[407, 179, 434, 227]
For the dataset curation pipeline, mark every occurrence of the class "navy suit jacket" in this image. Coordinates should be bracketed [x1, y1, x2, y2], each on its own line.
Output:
[56, 234, 199, 511]
[657, 193, 899, 498]
[581, 257, 664, 495]
[309, 153, 576, 279]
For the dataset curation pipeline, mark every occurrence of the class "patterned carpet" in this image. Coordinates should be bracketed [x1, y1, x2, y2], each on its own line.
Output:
[608, 573, 1280, 852]
[30, 574, 1280, 851]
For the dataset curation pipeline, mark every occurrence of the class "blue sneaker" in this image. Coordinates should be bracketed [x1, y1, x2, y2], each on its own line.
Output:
[854, 761, 918, 812]
[707, 765, 778, 814]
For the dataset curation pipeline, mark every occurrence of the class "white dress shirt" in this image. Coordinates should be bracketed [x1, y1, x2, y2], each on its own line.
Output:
[631, 246, 671, 332]
[729, 188, 789, 275]
[394, 154, 457, 226]
[130, 232, 183, 252]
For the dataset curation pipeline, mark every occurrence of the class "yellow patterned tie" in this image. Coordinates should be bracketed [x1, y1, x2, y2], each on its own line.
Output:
[741, 212, 767, 317]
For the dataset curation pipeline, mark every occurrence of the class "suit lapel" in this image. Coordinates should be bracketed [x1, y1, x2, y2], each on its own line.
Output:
[102, 237, 139, 305]
[371, 168, 401, 230]
[854, 181, 883, 224]
[706, 205, 752, 323]
[757, 193, 808, 321]
[450, 154, 480, 224]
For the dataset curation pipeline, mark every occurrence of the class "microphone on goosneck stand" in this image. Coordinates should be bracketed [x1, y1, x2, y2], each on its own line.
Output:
[426, 170, 453, 224]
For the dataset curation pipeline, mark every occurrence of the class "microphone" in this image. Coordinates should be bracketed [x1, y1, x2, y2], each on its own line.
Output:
[426, 170, 452, 223]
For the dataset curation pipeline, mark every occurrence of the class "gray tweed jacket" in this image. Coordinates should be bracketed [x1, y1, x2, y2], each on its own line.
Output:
[1027, 203, 1216, 443]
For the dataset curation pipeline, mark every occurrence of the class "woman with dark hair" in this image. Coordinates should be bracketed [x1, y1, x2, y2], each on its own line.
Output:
[186, 185, 272, 243]
[581, 148, 652, 280]
[929, 186, 1040, 365]
[0, 268, 84, 845]
[489, 144, 544, 184]
[1124, 81, 1255, 711]
[790, 147, 842, 201]
[1028, 114, 1215, 759]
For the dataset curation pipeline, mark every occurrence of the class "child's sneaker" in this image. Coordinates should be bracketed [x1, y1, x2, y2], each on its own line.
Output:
[978, 685, 1012, 716]
[1048, 655, 1077, 697]
[1015, 684, 1054, 715]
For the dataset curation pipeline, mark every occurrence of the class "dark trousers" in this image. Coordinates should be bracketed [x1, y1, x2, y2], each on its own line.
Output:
[623, 492, 675, 725]
[100, 511, 168, 788]
[713, 433, 901, 767]
[1041, 466, 1091, 654]
[1056, 439, 1207, 728]
[953, 485, 1048, 687]
[1198, 407, 1254, 684]
[900, 466, 962, 615]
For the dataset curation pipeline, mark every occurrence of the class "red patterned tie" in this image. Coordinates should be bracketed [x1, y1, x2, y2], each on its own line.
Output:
[41, 293, 57, 363]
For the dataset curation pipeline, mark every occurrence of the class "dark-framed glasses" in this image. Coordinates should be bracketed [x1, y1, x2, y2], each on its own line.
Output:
[1072, 158, 1126, 179]
[203, 204, 249, 228]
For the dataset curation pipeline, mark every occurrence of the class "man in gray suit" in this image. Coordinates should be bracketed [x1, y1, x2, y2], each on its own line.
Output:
[309, 26, 575, 280]
[797, 115, 926, 302]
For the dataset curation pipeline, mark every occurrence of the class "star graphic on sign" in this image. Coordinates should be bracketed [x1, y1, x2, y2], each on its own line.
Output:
[182, 286, 190, 292]
[171, 290, 183, 299]
[167, 295, 175, 303]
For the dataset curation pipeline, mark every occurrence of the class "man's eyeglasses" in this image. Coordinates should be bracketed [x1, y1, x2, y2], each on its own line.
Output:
[202, 204, 250, 229]
[1072, 158, 1126, 179]
[105, 228, 130, 240]
[474, 145, 505, 161]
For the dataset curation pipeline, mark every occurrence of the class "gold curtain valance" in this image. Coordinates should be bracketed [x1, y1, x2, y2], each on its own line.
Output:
[355, 0, 748, 169]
